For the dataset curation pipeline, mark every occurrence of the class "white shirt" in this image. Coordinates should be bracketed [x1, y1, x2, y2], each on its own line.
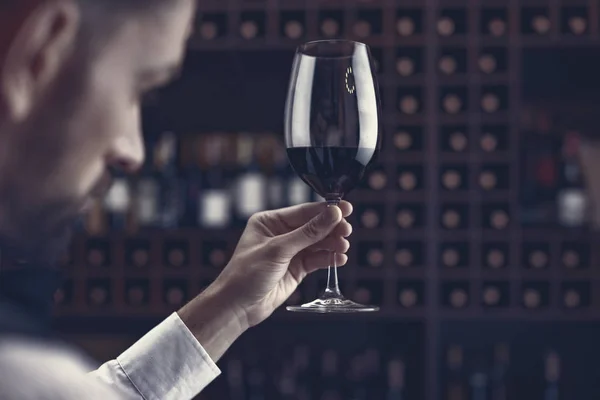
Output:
[0, 313, 221, 399]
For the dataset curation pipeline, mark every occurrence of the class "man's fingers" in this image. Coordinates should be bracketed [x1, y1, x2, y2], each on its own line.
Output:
[308, 237, 350, 254]
[299, 251, 348, 275]
[266, 201, 353, 229]
[334, 220, 353, 237]
[274, 206, 343, 256]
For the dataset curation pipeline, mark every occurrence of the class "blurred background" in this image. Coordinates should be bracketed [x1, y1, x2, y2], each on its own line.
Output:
[50, 0, 600, 399]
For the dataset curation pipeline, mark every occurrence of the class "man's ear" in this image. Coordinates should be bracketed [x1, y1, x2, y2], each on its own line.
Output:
[1, 0, 80, 123]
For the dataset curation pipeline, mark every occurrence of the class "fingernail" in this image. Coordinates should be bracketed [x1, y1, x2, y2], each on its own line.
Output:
[320, 207, 341, 225]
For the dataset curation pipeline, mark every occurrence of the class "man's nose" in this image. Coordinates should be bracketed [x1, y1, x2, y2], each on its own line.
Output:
[105, 135, 145, 174]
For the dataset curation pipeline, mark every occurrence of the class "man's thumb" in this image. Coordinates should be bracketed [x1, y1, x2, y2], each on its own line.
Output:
[279, 206, 342, 255]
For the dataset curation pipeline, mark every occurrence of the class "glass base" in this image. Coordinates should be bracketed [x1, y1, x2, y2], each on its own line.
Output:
[286, 295, 379, 313]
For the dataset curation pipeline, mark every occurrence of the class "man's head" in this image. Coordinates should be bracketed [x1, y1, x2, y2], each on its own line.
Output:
[0, 0, 195, 262]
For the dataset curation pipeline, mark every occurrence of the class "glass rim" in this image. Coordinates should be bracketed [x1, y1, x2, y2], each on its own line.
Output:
[296, 39, 369, 58]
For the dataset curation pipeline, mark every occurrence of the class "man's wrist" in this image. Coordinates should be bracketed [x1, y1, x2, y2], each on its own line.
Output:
[177, 282, 249, 362]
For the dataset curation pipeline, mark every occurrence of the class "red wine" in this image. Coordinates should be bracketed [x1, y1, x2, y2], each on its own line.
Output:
[287, 146, 376, 200]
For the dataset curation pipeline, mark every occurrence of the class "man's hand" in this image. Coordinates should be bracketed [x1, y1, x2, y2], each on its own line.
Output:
[216, 201, 353, 326]
[178, 201, 353, 361]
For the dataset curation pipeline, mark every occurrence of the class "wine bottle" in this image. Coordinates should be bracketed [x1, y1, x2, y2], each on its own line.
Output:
[481, 132, 498, 152]
[125, 280, 149, 307]
[386, 359, 405, 400]
[353, 19, 371, 39]
[178, 135, 200, 227]
[483, 244, 508, 269]
[522, 282, 549, 309]
[259, 135, 287, 210]
[441, 207, 464, 229]
[532, 14, 551, 35]
[439, 55, 457, 75]
[557, 130, 587, 228]
[84, 198, 108, 235]
[563, 288, 580, 309]
[482, 285, 501, 308]
[199, 134, 231, 228]
[163, 280, 187, 307]
[450, 288, 468, 308]
[234, 133, 266, 224]
[355, 9, 382, 38]
[485, 13, 507, 37]
[481, 93, 501, 113]
[240, 12, 265, 39]
[491, 343, 509, 400]
[164, 241, 189, 268]
[544, 351, 560, 400]
[442, 93, 464, 114]
[483, 205, 510, 230]
[54, 280, 73, 306]
[482, 165, 508, 191]
[198, 13, 225, 40]
[441, 166, 468, 191]
[363, 348, 382, 398]
[203, 241, 228, 268]
[125, 240, 150, 269]
[469, 357, 489, 400]
[396, 242, 422, 268]
[227, 359, 246, 400]
[443, 283, 469, 308]
[319, 10, 343, 38]
[397, 168, 420, 191]
[394, 128, 420, 152]
[561, 243, 588, 270]
[441, 243, 467, 268]
[479, 54, 497, 74]
[366, 168, 387, 191]
[398, 94, 420, 115]
[103, 176, 131, 230]
[85, 239, 110, 268]
[524, 244, 549, 269]
[442, 129, 468, 153]
[395, 248, 413, 268]
[281, 11, 305, 39]
[278, 363, 297, 400]
[566, 14, 587, 35]
[562, 249, 580, 269]
[396, 56, 416, 77]
[396, 10, 421, 37]
[153, 131, 182, 229]
[135, 170, 160, 229]
[438, 16, 456, 36]
[87, 279, 111, 307]
[360, 206, 383, 229]
[320, 349, 341, 399]
[399, 287, 418, 308]
[440, 48, 466, 75]
[288, 174, 312, 206]
[348, 353, 368, 400]
[446, 345, 466, 400]
[247, 367, 266, 400]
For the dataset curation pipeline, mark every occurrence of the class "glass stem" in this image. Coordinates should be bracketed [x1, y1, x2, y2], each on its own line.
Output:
[324, 200, 342, 298]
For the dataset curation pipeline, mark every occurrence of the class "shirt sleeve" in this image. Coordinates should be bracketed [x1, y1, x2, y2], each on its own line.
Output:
[89, 312, 221, 400]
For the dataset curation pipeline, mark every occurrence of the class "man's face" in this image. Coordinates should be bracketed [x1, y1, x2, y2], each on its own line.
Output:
[0, 0, 195, 255]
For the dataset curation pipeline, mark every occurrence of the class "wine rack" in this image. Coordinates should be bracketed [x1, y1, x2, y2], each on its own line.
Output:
[53, 1, 600, 399]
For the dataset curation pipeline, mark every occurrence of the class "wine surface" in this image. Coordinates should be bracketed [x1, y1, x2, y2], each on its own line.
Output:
[287, 146, 376, 200]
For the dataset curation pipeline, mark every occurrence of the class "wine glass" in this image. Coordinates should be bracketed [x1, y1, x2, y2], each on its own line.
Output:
[284, 40, 382, 313]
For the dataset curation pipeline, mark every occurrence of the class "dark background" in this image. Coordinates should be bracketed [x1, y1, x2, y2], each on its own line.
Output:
[54, 1, 600, 399]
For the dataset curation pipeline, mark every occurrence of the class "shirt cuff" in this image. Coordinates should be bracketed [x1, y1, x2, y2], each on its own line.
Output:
[116, 312, 221, 400]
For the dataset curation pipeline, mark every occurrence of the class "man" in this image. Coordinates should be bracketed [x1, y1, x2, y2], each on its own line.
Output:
[0, 0, 353, 398]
